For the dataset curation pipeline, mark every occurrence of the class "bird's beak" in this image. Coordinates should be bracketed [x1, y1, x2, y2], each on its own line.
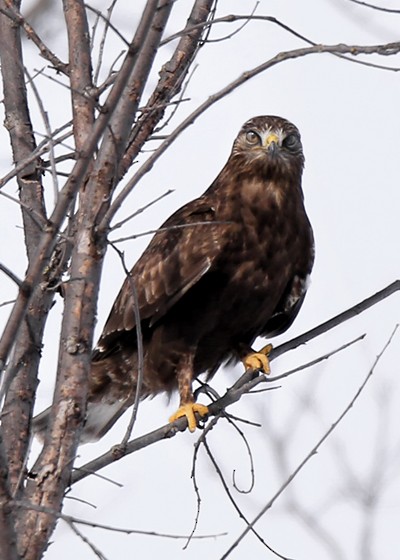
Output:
[264, 133, 279, 153]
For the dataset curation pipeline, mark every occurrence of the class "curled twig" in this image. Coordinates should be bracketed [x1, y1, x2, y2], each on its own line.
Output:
[220, 325, 399, 559]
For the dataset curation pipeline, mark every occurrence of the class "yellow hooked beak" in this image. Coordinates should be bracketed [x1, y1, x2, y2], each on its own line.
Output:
[263, 133, 279, 149]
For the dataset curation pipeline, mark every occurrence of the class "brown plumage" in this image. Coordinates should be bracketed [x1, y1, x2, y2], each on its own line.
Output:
[34, 115, 314, 442]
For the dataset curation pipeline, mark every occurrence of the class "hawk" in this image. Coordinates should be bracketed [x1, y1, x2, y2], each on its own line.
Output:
[35, 115, 314, 442]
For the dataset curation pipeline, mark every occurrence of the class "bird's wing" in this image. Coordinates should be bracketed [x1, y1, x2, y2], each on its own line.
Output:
[95, 197, 223, 353]
[261, 273, 310, 338]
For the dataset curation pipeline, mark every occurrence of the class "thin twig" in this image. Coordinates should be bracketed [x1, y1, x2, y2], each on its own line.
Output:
[345, 0, 400, 13]
[0, 126, 73, 189]
[0, 263, 23, 288]
[15, 499, 227, 540]
[187, 415, 220, 549]
[110, 220, 228, 244]
[109, 189, 174, 232]
[66, 521, 109, 560]
[0, 5, 68, 73]
[0, 300, 16, 309]
[269, 334, 366, 382]
[0, 190, 46, 231]
[201, 3, 259, 43]
[24, 66, 59, 204]
[86, 3, 130, 50]
[93, 1, 122, 84]
[201, 434, 293, 560]
[109, 244, 144, 447]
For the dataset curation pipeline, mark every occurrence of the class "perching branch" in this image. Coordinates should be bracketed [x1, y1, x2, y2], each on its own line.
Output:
[269, 280, 400, 361]
[70, 282, 398, 484]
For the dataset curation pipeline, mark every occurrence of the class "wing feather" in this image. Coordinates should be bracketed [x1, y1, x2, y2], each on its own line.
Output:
[96, 198, 221, 351]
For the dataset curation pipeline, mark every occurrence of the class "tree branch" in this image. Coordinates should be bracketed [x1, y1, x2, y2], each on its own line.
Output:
[345, 0, 400, 13]
[0, 4, 68, 74]
[269, 280, 400, 361]
[0, 433, 18, 560]
[115, 0, 215, 184]
[70, 281, 398, 484]
[62, 0, 95, 152]
[101, 40, 400, 226]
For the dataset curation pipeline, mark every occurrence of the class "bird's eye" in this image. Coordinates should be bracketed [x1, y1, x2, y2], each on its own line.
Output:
[245, 130, 261, 145]
[283, 134, 300, 151]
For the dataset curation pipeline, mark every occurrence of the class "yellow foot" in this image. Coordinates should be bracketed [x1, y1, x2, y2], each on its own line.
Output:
[169, 402, 209, 432]
[243, 343, 273, 374]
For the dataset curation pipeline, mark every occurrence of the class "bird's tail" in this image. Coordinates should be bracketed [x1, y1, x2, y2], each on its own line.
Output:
[32, 399, 130, 444]
[32, 406, 52, 443]
[33, 351, 140, 443]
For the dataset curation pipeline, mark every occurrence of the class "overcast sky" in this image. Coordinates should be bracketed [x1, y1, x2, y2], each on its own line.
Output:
[1, 1, 400, 559]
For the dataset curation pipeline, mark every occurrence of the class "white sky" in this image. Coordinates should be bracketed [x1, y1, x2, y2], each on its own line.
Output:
[1, 1, 400, 559]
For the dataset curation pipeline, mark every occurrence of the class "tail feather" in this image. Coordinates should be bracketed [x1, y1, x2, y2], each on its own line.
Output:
[32, 400, 129, 444]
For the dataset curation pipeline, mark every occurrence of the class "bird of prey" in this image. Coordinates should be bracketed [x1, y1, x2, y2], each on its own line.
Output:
[34, 115, 314, 442]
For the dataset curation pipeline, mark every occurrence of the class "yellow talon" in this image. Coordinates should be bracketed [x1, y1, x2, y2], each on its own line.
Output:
[243, 343, 272, 374]
[169, 402, 209, 432]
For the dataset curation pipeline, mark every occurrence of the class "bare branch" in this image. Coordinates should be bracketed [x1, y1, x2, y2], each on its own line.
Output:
[15, 499, 227, 540]
[70, 282, 398, 484]
[109, 189, 174, 232]
[270, 280, 400, 361]
[161, 13, 316, 47]
[66, 521, 110, 560]
[0, 433, 18, 560]
[0, 2, 162, 369]
[270, 334, 366, 382]
[203, 435, 293, 560]
[344, 0, 400, 13]
[0, 263, 23, 288]
[100, 0, 216, 227]
[0, 0, 47, 255]
[0, 0, 55, 506]
[109, 244, 144, 447]
[62, 0, 95, 151]
[102, 40, 400, 226]
[0, 4, 69, 74]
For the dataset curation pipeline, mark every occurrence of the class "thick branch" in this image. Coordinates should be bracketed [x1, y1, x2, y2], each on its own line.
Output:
[117, 0, 215, 182]
[0, 2, 165, 370]
[0, 0, 56, 505]
[13, 7, 179, 556]
[62, 0, 95, 152]
[0, 434, 18, 560]
[0, 0, 46, 256]
[87, 0, 173, 221]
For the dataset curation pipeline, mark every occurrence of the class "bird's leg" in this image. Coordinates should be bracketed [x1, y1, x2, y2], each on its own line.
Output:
[169, 355, 208, 432]
[242, 343, 273, 374]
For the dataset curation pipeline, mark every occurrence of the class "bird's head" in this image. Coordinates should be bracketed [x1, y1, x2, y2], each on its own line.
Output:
[231, 115, 305, 179]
